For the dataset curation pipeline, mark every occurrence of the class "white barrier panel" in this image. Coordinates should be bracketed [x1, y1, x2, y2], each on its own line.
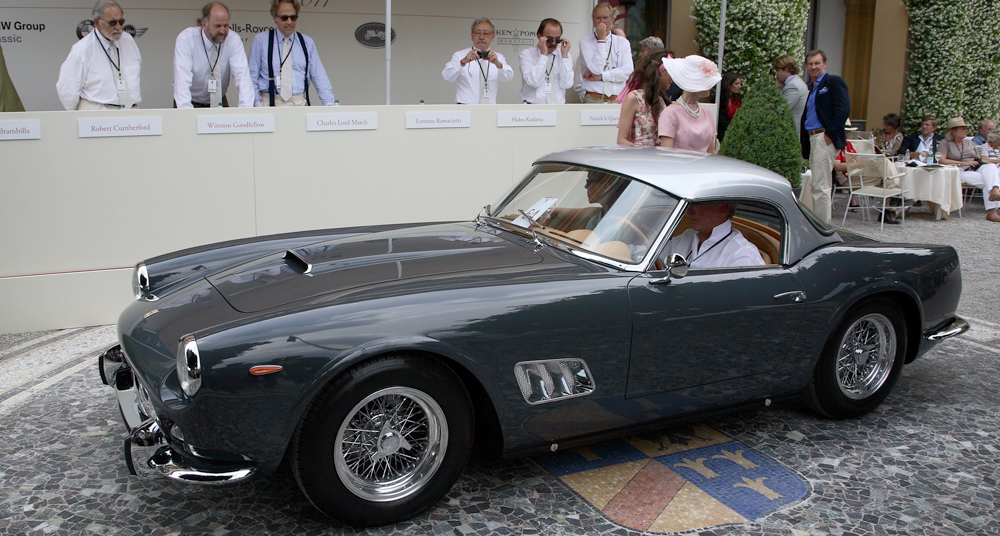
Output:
[0, 103, 619, 334]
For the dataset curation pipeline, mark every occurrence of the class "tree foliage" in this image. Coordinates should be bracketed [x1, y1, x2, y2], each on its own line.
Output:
[719, 81, 803, 187]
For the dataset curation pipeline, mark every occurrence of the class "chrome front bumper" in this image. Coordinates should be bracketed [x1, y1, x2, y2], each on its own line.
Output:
[925, 316, 971, 342]
[99, 345, 256, 485]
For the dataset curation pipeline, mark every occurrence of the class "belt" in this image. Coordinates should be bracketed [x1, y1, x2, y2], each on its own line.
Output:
[808, 128, 826, 136]
[585, 91, 617, 101]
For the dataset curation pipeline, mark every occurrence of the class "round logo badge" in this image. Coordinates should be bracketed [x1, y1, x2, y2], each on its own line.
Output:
[76, 20, 94, 40]
[354, 22, 395, 49]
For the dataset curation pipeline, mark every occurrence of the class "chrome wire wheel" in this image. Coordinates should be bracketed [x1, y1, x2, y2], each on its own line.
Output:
[334, 386, 448, 502]
[836, 313, 897, 400]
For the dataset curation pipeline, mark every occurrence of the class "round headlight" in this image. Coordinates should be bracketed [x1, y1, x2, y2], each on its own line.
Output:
[176, 336, 202, 397]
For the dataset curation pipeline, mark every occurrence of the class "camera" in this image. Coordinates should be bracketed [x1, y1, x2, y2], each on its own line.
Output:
[546, 37, 563, 46]
[477, 49, 490, 59]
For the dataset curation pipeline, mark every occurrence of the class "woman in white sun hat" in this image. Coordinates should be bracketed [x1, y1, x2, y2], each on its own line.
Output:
[658, 55, 722, 153]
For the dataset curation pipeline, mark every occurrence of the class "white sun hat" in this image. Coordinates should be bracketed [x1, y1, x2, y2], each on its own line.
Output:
[661, 55, 722, 92]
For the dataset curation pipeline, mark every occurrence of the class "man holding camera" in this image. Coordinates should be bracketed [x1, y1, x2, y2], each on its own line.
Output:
[442, 17, 513, 104]
[519, 18, 573, 104]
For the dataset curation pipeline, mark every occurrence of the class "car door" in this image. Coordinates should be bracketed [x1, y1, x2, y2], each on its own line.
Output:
[624, 202, 807, 400]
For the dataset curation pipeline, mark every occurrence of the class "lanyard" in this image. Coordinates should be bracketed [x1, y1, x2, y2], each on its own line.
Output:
[594, 31, 614, 69]
[202, 36, 223, 74]
[96, 31, 121, 73]
[688, 229, 734, 264]
[276, 33, 294, 68]
[473, 56, 490, 87]
[545, 53, 556, 78]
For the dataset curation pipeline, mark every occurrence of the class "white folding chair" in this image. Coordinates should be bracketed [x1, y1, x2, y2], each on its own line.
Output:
[842, 153, 907, 231]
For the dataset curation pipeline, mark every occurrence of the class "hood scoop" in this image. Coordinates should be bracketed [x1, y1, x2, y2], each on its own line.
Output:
[208, 224, 542, 313]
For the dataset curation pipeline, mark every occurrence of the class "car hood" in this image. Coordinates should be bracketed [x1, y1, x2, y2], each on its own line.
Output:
[207, 222, 543, 313]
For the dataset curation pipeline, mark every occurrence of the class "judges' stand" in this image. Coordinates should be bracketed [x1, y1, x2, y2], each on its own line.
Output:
[0, 103, 696, 333]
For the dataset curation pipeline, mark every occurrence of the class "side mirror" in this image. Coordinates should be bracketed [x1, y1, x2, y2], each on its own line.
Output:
[651, 253, 689, 284]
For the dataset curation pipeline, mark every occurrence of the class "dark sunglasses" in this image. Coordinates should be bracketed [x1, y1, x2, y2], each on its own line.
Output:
[278, 15, 299, 21]
[103, 18, 126, 27]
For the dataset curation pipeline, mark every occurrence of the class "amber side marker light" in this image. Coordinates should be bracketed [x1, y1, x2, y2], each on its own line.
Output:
[249, 365, 284, 376]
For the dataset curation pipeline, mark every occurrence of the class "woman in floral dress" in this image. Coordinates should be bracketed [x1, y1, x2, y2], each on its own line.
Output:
[616, 49, 670, 146]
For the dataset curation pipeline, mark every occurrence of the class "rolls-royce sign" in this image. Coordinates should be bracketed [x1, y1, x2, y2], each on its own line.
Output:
[354, 22, 396, 48]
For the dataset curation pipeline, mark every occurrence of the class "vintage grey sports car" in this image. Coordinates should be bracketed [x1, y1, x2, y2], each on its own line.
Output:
[99, 146, 968, 526]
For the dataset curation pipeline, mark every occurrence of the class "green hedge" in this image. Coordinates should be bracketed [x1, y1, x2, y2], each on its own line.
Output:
[719, 82, 802, 187]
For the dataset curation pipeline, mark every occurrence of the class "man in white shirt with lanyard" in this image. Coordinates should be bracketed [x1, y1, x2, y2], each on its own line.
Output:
[173, 2, 253, 108]
[442, 18, 513, 104]
[659, 202, 765, 269]
[578, 2, 633, 104]
[519, 18, 573, 104]
[248, 0, 336, 107]
[56, 1, 141, 110]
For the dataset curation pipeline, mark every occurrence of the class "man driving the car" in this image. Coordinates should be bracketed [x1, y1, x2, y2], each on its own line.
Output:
[659, 202, 764, 269]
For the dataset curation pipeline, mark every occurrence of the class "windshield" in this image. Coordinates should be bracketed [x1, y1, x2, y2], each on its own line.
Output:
[489, 163, 679, 263]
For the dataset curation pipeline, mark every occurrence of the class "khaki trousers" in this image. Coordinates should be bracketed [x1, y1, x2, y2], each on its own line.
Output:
[259, 92, 308, 107]
[801, 132, 838, 223]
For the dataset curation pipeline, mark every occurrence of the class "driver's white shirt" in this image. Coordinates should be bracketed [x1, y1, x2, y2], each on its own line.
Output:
[659, 220, 765, 269]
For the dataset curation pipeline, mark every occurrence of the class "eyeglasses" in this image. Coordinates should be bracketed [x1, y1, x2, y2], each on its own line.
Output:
[278, 15, 299, 21]
[103, 18, 126, 27]
[473, 31, 494, 37]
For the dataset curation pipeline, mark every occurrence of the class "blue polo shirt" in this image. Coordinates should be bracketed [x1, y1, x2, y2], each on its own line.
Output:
[804, 73, 826, 132]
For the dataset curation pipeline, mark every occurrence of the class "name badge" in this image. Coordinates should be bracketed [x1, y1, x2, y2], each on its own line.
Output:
[544, 81, 552, 94]
[117, 78, 126, 91]
[275, 75, 281, 90]
[208, 79, 218, 93]
[481, 95, 492, 105]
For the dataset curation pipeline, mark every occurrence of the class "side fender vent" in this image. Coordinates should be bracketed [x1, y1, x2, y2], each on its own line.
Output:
[513, 359, 595, 405]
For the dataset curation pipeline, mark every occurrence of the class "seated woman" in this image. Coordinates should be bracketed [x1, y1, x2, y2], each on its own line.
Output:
[878, 113, 905, 156]
[938, 117, 1000, 222]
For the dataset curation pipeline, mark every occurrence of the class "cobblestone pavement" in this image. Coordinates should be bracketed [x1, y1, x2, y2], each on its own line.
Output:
[2, 195, 999, 536]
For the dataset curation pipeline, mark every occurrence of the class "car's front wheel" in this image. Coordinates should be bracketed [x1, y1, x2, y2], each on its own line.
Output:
[805, 299, 908, 419]
[291, 354, 473, 526]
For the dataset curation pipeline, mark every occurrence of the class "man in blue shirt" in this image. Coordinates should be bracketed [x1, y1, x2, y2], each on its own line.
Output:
[799, 49, 850, 224]
[248, 0, 335, 106]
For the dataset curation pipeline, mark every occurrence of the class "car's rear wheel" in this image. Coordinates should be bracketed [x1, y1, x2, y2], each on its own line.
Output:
[805, 299, 907, 419]
[291, 354, 473, 526]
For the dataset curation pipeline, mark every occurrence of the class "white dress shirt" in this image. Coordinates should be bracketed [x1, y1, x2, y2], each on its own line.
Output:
[56, 30, 141, 110]
[659, 220, 765, 269]
[173, 27, 253, 108]
[248, 30, 335, 106]
[518, 47, 573, 104]
[577, 33, 633, 96]
[441, 47, 514, 104]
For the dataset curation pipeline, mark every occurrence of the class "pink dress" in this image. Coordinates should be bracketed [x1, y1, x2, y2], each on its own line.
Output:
[658, 102, 717, 153]
[628, 89, 663, 147]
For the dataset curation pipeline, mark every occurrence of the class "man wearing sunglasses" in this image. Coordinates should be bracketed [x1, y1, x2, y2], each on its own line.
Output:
[248, 0, 335, 106]
[57, 1, 141, 110]
[173, 2, 253, 108]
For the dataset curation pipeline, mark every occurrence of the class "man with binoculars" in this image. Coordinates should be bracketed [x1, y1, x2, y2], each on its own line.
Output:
[519, 18, 573, 104]
[442, 17, 513, 104]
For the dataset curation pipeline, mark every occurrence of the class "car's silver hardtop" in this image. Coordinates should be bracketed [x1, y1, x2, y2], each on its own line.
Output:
[534, 146, 842, 264]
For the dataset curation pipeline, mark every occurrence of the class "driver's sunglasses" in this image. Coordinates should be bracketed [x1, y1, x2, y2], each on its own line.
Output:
[278, 15, 299, 21]
[103, 18, 126, 27]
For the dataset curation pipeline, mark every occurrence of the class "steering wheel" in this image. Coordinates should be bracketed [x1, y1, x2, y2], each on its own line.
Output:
[600, 215, 650, 244]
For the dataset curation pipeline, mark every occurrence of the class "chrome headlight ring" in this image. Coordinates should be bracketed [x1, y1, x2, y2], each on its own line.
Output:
[176, 336, 202, 397]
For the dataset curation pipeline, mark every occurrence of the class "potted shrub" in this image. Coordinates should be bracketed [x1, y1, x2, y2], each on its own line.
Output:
[719, 81, 802, 189]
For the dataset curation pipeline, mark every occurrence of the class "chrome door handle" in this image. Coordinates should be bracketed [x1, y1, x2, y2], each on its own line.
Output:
[773, 291, 806, 303]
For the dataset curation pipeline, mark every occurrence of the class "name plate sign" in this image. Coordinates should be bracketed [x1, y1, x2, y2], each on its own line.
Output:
[197, 115, 274, 134]
[406, 111, 470, 129]
[497, 110, 556, 127]
[307, 112, 378, 131]
[0, 119, 41, 140]
[78, 117, 162, 138]
[580, 109, 620, 126]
